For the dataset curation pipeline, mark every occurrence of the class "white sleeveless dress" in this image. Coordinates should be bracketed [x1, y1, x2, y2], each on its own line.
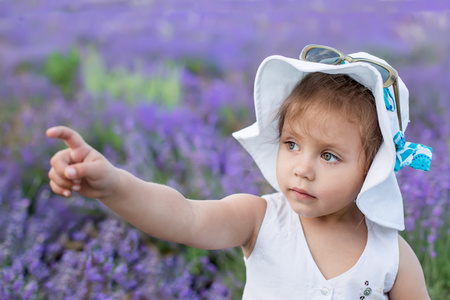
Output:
[242, 193, 399, 300]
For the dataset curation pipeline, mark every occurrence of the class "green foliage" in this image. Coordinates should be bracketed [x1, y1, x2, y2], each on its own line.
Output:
[419, 233, 450, 298]
[219, 106, 252, 135]
[186, 248, 210, 276]
[184, 57, 223, 78]
[42, 49, 80, 97]
[212, 248, 246, 299]
[90, 123, 124, 153]
[82, 47, 182, 108]
[402, 225, 450, 298]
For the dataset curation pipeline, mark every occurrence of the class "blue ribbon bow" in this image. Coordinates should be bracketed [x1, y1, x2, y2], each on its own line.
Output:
[393, 131, 433, 172]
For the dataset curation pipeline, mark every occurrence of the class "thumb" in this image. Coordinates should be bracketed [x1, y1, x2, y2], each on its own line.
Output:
[64, 160, 108, 182]
[65, 160, 116, 197]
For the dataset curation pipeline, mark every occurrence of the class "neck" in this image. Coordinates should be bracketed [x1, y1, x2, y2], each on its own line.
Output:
[301, 202, 365, 228]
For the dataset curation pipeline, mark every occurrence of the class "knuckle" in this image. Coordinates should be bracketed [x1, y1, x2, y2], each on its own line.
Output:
[50, 150, 65, 165]
[50, 155, 57, 166]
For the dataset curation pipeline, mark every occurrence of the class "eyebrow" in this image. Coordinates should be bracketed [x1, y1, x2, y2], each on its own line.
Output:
[281, 127, 350, 154]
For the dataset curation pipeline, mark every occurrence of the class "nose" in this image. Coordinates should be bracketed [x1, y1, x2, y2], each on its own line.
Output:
[293, 155, 315, 181]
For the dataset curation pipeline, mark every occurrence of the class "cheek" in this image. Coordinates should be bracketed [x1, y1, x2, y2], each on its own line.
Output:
[322, 167, 365, 194]
[342, 173, 365, 198]
[276, 148, 288, 185]
[275, 153, 282, 178]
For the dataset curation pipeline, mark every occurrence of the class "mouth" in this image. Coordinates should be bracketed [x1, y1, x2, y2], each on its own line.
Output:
[290, 188, 316, 200]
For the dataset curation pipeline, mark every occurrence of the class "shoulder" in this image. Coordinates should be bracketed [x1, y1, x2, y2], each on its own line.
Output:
[214, 193, 267, 234]
[221, 193, 267, 235]
[185, 193, 268, 250]
[388, 235, 430, 299]
[221, 193, 267, 213]
[223, 192, 288, 218]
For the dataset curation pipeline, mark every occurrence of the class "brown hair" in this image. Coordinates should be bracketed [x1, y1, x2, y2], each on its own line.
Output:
[277, 72, 383, 174]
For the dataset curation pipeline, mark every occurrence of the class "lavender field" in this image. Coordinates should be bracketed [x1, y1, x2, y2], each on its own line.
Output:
[1, 0, 449, 299]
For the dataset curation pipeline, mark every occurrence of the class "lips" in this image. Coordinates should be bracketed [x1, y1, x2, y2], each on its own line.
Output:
[290, 187, 315, 200]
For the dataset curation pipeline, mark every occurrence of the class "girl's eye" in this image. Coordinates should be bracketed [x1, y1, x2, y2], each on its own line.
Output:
[286, 142, 299, 151]
[322, 152, 340, 163]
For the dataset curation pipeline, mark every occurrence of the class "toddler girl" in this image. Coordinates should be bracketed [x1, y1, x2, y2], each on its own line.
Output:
[47, 45, 432, 299]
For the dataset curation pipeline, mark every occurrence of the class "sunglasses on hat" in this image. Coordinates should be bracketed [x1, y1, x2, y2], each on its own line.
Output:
[300, 44, 402, 131]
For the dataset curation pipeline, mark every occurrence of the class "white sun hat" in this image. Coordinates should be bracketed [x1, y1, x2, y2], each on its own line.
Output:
[232, 50, 412, 230]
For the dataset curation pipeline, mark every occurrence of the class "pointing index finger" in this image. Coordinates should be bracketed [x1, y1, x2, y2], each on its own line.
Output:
[46, 126, 87, 150]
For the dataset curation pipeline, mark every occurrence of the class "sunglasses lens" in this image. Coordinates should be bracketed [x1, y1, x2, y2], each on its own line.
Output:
[305, 48, 342, 64]
[367, 63, 390, 83]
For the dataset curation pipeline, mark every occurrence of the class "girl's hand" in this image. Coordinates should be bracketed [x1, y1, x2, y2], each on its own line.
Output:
[47, 126, 119, 199]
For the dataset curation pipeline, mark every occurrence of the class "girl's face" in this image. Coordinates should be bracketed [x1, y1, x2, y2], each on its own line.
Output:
[276, 108, 367, 220]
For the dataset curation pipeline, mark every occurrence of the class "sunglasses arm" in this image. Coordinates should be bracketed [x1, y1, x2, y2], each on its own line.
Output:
[393, 81, 402, 132]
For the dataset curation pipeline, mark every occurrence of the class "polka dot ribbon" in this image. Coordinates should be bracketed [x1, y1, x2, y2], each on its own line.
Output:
[393, 131, 433, 172]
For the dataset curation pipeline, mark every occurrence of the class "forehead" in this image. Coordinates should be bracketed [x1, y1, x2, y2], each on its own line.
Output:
[283, 107, 363, 150]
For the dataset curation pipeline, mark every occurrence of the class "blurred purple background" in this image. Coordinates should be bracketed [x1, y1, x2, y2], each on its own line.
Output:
[1, 0, 449, 298]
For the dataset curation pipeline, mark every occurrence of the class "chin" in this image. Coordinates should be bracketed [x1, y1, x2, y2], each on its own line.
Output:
[286, 202, 317, 218]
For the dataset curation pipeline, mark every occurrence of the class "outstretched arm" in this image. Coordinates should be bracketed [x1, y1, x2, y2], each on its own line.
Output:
[388, 235, 430, 299]
[47, 126, 267, 250]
